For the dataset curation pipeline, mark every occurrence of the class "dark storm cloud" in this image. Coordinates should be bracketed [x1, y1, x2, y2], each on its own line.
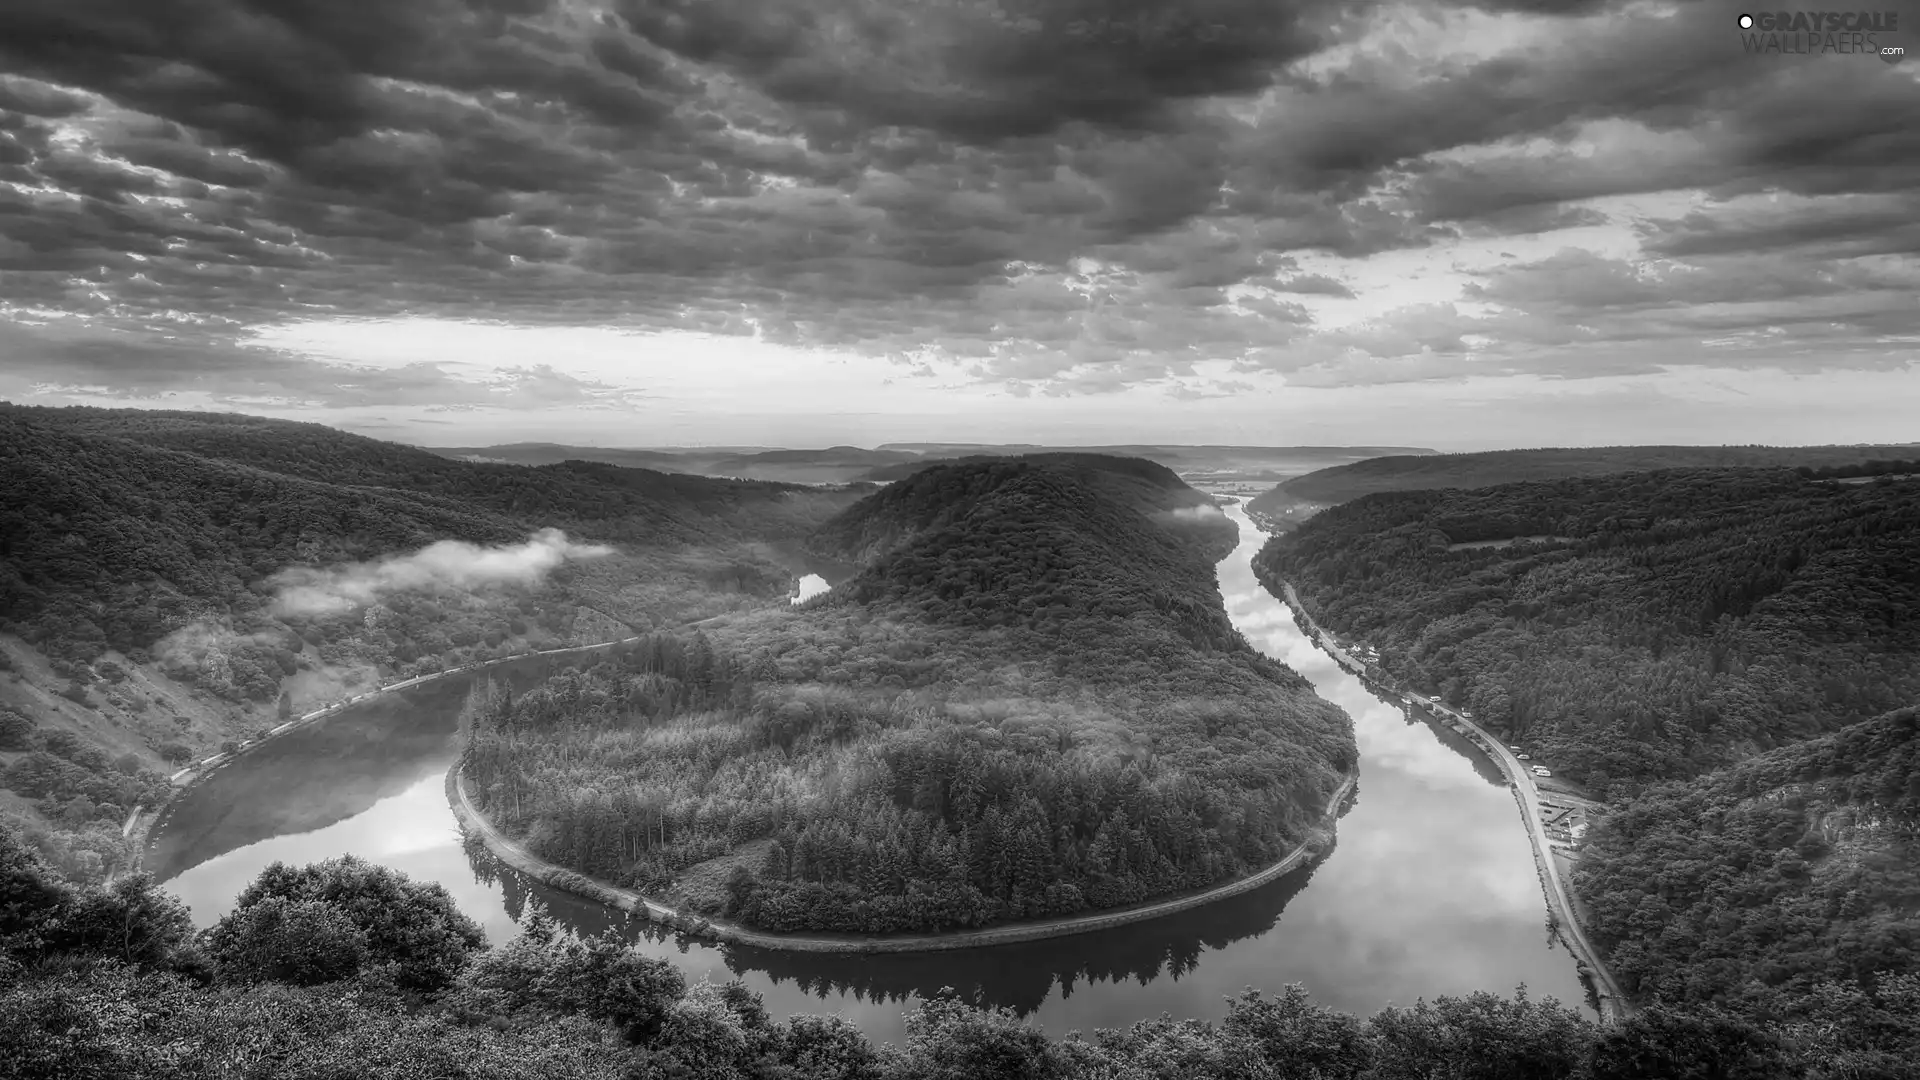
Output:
[0, 0, 1914, 399]
[615, 0, 1341, 140]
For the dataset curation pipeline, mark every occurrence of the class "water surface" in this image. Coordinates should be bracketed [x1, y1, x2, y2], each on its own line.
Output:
[152, 506, 1591, 1041]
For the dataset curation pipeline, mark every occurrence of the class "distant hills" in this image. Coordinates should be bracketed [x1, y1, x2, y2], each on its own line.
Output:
[1249, 444, 1920, 525]
[423, 441, 1435, 487]
[428, 443, 920, 484]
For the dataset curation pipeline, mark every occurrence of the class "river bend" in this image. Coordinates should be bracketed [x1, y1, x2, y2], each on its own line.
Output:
[149, 504, 1592, 1042]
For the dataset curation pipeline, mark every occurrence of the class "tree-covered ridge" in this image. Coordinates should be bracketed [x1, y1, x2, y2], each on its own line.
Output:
[813, 454, 1233, 562]
[464, 461, 1352, 933]
[0, 405, 866, 670]
[1249, 443, 1920, 513]
[5, 829, 1917, 1079]
[815, 458, 1243, 654]
[1254, 468, 1920, 799]
[1576, 706, 1920, 1024]
[3, 402, 851, 545]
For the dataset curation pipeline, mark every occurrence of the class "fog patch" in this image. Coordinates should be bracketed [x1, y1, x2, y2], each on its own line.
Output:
[791, 574, 831, 605]
[1164, 504, 1227, 522]
[270, 528, 613, 617]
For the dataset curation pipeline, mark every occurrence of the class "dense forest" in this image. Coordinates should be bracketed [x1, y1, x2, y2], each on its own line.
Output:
[0, 404, 867, 880]
[463, 458, 1355, 933]
[5, 832, 1916, 1079]
[1249, 443, 1920, 515]
[1255, 467, 1920, 1046]
[1255, 468, 1920, 798]
[1576, 706, 1919, 1024]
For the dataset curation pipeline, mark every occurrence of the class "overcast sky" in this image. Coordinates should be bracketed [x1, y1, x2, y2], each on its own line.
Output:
[1, 0, 1916, 450]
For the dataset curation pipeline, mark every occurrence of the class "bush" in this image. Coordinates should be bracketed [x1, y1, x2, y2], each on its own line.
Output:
[156, 742, 194, 765]
[227, 856, 486, 991]
[0, 710, 34, 751]
[207, 896, 371, 986]
[48, 872, 193, 969]
[1586, 1006, 1791, 1080]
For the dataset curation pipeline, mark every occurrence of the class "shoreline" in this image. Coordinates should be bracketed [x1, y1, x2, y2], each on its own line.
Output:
[134, 629, 708, 879]
[1273, 579, 1632, 1024]
[449, 761, 1359, 955]
[135, 603, 1364, 956]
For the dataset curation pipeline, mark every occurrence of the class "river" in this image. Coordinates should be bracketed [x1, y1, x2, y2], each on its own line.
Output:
[147, 504, 1593, 1042]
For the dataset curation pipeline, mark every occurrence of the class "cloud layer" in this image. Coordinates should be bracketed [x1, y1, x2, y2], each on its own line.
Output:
[0, 0, 1915, 408]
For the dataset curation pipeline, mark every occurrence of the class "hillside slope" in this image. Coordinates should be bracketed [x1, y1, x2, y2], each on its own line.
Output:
[813, 457, 1241, 654]
[1577, 706, 1919, 1023]
[462, 458, 1356, 934]
[0, 404, 865, 881]
[815, 453, 1236, 559]
[1253, 466, 1920, 1027]
[1250, 444, 1920, 521]
[1254, 467, 1920, 797]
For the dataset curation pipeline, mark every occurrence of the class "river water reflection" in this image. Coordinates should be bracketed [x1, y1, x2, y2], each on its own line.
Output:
[150, 504, 1592, 1042]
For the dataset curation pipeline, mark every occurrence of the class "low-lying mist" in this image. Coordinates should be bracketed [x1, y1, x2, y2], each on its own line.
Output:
[270, 529, 613, 618]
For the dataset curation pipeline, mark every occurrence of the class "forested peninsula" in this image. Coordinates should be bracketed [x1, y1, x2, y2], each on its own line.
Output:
[1254, 466, 1920, 1039]
[461, 456, 1357, 935]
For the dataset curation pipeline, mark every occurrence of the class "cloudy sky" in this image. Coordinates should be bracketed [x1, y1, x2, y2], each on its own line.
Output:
[1, 0, 1915, 450]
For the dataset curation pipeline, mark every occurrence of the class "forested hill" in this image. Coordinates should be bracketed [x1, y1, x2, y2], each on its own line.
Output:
[0, 406, 866, 667]
[810, 457, 1246, 657]
[1576, 705, 1919, 1026]
[1255, 467, 1920, 797]
[1249, 443, 1920, 516]
[811, 454, 1234, 562]
[462, 456, 1356, 934]
[1, 403, 841, 543]
[1254, 466, 1920, 1037]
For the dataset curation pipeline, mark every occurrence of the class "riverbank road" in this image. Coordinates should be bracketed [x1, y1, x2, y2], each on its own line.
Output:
[1422, 700, 1632, 1019]
[1277, 580, 1631, 1021]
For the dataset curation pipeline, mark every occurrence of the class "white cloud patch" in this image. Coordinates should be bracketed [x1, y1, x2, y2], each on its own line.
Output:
[270, 528, 615, 618]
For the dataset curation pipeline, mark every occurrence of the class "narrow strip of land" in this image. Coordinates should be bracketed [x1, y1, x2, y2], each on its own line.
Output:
[448, 762, 1357, 955]
[1277, 581, 1633, 1023]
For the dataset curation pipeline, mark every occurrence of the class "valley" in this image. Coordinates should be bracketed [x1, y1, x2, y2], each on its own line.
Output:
[144, 499, 1596, 1042]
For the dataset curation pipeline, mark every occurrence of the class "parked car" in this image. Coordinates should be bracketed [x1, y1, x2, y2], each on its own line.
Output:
[1532, 766, 1553, 777]
[1515, 753, 1532, 761]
